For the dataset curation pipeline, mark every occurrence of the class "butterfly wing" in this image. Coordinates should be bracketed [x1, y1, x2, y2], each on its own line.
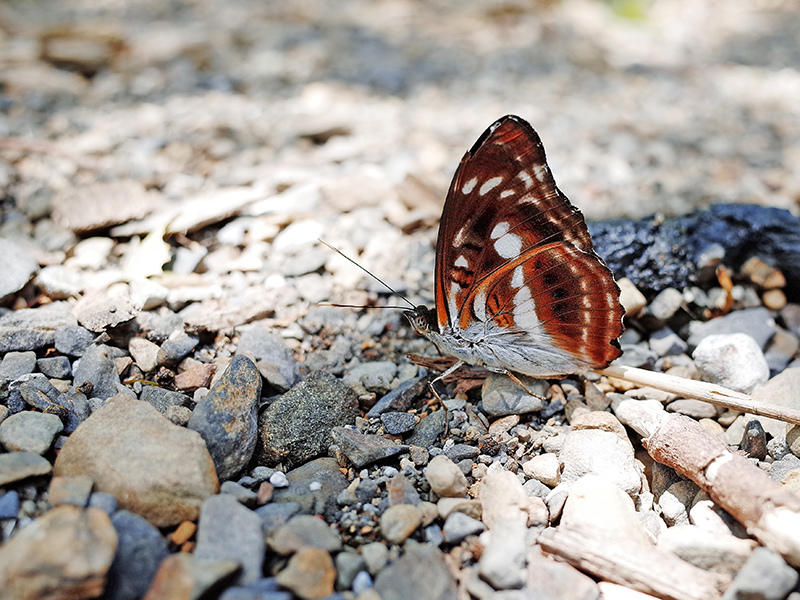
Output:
[433, 115, 623, 373]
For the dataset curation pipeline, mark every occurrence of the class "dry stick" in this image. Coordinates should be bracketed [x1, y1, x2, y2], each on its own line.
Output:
[615, 401, 800, 568]
[539, 526, 730, 600]
[597, 364, 800, 427]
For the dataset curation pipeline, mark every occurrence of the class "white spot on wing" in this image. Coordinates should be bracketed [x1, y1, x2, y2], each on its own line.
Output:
[513, 285, 540, 330]
[473, 287, 487, 322]
[455, 255, 468, 268]
[517, 170, 533, 189]
[448, 282, 460, 324]
[500, 189, 515, 199]
[532, 164, 548, 182]
[511, 266, 524, 288]
[479, 177, 503, 196]
[454, 226, 467, 246]
[494, 233, 522, 259]
[490, 222, 510, 239]
[462, 177, 478, 194]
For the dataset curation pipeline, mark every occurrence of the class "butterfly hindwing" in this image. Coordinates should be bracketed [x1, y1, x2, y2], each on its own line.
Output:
[432, 115, 623, 374]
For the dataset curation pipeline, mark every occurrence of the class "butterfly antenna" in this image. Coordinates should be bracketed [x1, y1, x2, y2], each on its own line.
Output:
[318, 239, 416, 309]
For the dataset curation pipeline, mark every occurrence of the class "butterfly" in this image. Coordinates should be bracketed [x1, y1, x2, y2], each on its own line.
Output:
[405, 115, 624, 380]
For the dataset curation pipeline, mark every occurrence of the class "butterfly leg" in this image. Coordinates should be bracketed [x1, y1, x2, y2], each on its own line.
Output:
[425, 360, 464, 438]
[502, 369, 548, 402]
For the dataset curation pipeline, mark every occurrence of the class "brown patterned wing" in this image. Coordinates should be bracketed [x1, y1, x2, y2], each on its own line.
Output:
[434, 115, 622, 370]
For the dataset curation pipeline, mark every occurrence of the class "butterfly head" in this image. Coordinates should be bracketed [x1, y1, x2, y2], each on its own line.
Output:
[404, 305, 437, 337]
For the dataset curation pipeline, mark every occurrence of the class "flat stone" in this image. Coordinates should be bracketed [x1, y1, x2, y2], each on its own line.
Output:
[406, 410, 446, 448]
[0, 505, 117, 599]
[0, 451, 53, 486]
[129, 337, 161, 373]
[74, 282, 141, 332]
[271, 457, 349, 519]
[258, 372, 359, 468]
[267, 514, 342, 555]
[481, 373, 548, 417]
[657, 524, 755, 577]
[54, 394, 218, 527]
[0, 411, 64, 454]
[157, 333, 199, 365]
[559, 429, 641, 496]
[331, 427, 408, 469]
[721, 547, 798, 600]
[48, 475, 94, 507]
[195, 494, 266, 585]
[140, 385, 191, 414]
[0, 351, 38, 381]
[0, 303, 76, 352]
[344, 361, 398, 394]
[54, 324, 95, 356]
[380, 411, 416, 435]
[37, 355, 72, 378]
[188, 354, 261, 481]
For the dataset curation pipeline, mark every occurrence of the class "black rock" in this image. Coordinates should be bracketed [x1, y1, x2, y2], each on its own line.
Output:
[591, 204, 800, 300]
[380, 411, 416, 435]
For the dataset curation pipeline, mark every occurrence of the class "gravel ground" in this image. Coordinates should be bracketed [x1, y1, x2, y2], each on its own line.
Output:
[1, 1, 800, 599]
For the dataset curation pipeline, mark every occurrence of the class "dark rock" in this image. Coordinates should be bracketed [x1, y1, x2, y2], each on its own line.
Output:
[57, 391, 91, 434]
[367, 374, 429, 418]
[0, 490, 20, 518]
[71, 344, 125, 400]
[271, 457, 349, 519]
[591, 204, 800, 300]
[381, 411, 416, 435]
[188, 355, 261, 481]
[140, 386, 191, 414]
[444, 444, 480, 462]
[135, 311, 185, 343]
[257, 371, 358, 468]
[740, 420, 768, 461]
[89, 491, 118, 515]
[37, 356, 72, 379]
[54, 325, 95, 356]
[331, 427, 409, 469]
[18, 375, 67, 417]
[106, 510, 169, 600]
[157, 333, 199, 365]
[406, 410, 447, 448]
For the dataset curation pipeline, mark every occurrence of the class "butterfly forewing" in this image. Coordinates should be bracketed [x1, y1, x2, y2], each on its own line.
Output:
[432, 115, 623, 375]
